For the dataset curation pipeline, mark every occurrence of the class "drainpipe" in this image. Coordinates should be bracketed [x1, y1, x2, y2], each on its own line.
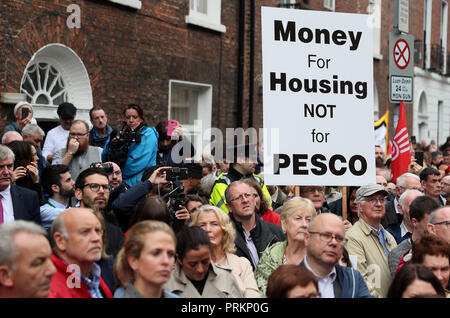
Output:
[237, 0, 245, 128]
[249, 0, 255, 128]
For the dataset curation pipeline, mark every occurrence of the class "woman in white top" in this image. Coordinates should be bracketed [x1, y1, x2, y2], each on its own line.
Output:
[189, 205, 263, 298]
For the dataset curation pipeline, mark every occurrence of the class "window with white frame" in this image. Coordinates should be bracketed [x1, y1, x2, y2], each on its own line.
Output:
[324, 0, 335, 11]
[280, 0, 296, 9]
[21, 62, 68, 107]
[424, 0, 432, 69]
[169, 80, 213, 158]
[186, 0, 226, 33]
[441, 1, 448, 73]
[368, 0, 382, 59]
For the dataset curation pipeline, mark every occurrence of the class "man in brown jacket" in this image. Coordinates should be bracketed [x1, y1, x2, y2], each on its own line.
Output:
[344, 184, 397, 298]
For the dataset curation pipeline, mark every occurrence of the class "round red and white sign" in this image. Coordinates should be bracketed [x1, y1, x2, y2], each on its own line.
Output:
[393, 39, 410, 70]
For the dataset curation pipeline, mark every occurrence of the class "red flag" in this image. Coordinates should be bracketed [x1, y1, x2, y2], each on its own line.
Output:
[390, 101, 411, 183]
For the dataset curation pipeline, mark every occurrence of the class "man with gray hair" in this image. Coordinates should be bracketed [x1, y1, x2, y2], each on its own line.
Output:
[1, 131, 23, 145]
[52, 120, 102, 182]
[22, 123, 46, 177]
[383, 172, 422, 229]
[0, 144, 41, 225]
[3, 101, 33, 136]
[344, 184, 397, 298]
[49, 207, 113, 298]
[428, 206, 450, 244]
[386, 189, 423, 244]
[0, 220, 56, 297]
[388, 196, 439, 277]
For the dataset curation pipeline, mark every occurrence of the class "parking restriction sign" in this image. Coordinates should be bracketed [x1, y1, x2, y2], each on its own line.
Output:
[389, 32, 414, 103]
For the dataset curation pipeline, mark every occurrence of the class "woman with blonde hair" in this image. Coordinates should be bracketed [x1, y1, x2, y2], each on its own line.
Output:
[114, 220, 179, 298]
[254, 196, 317, 295]
[189, 205, 262, 297]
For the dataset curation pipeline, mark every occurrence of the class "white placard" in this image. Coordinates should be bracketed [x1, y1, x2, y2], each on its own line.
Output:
[262, 7, 375, 186]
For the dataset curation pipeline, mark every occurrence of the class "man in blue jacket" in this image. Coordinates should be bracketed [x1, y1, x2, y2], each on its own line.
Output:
[301, 213, 372, 298]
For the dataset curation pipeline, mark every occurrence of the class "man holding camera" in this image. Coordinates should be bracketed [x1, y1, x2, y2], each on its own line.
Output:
[52, 120, 103, 182]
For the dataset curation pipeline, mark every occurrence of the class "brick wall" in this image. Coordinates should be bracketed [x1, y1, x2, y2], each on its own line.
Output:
[0, 0, 243, 134]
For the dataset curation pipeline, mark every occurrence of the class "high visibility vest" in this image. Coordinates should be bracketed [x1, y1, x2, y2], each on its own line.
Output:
[209, 173, 272, 213]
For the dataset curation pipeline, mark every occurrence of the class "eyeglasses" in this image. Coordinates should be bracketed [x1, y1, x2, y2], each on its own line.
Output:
[364, 197, 385, 205]
[309, 231, 345, 243]
[83, 183, 111, 192]
[432, 220, 450, 229]
[302, 188, 325, 194]
[69, 132, 88, 137]
[230, 193, 253, 203]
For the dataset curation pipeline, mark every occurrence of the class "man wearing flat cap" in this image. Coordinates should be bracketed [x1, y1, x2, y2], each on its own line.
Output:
[344, 184, 397, 298]
[42, 102, 77, 164]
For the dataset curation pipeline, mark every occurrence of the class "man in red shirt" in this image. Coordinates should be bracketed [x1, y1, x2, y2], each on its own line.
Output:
[48, 207, 112, 298]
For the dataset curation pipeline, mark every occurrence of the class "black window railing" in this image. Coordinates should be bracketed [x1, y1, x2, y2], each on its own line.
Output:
[413, 40, 447, 75]
[428, 44, 445, 74]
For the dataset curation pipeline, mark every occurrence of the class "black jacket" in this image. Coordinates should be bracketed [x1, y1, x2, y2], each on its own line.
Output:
[229, 213, 285, 270]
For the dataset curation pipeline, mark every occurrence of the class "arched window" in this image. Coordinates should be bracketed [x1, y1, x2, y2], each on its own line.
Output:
[19, 43, 93, 125]
[373, 82, 379, 120]
[417, 91, 429, 143]
[21, 62, 68, 106]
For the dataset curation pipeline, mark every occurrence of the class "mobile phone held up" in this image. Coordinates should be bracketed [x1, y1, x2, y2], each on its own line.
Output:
[21, 107, 30, 120]
[415, 151, 424, 166]
[167, 120, 179, 139]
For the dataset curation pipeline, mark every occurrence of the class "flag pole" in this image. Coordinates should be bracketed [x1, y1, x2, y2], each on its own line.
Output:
[342, 186, 348, 221]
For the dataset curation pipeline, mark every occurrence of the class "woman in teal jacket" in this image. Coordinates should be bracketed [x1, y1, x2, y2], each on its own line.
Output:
[102, 104, 158, 187]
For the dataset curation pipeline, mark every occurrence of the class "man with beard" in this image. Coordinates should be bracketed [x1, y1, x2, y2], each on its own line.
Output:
[210, 143, 271, 213]
[40, 164, 75, 230]
[74, 168, 124, 257]
[53, 120, 102, 182]
[48, 208, 113, 298]
[42, 102, 77, 164]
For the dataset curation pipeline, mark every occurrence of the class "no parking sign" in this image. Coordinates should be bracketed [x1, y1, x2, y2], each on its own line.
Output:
[389, 32, 414, 103]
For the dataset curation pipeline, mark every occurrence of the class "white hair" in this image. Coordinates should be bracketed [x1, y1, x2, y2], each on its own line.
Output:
[398, 189, 423, 211]
[396, 172, 420, 187]
[22, 124, 45, 137]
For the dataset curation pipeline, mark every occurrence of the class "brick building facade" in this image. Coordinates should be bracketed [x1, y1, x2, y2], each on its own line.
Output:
[0, 0, 449, 153]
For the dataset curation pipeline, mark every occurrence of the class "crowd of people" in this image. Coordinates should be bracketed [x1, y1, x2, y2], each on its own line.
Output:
[0, 100, 449, 299]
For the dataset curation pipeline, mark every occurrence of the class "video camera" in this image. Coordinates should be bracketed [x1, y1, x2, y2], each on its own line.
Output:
[90, 162, 114, 174]
[103, 122, 143, 168]
[162, 167, 189, 231]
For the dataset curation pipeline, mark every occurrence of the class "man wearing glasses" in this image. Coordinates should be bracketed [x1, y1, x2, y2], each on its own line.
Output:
[428, 206, 450, 244]
[344, 184, 397, 298]
[300, 186, 329, 213]
[53, 120, 103, 182]
[302, 213, 372, 298]
[74, 167, 125, 258]
[225, 181, 284, 270]
[439, 175, 450, 206]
